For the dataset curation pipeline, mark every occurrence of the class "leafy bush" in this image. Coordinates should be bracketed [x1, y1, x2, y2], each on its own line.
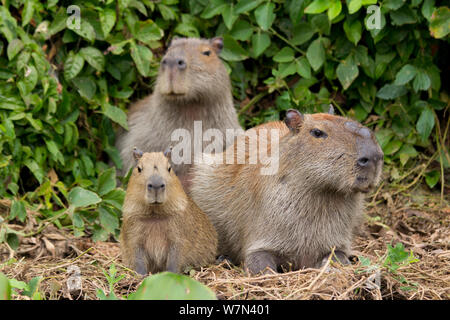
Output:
[0, 0, 448, 245]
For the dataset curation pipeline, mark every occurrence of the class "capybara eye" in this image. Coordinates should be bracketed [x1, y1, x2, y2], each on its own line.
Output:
[168, 166, 171, 172]
[137, 166, 142, 173]
[202, 50, 211, 56]
[310, 128, 327, 139]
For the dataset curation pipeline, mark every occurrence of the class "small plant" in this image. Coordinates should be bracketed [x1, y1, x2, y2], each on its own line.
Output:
[96, 263, 125, 300]
[357, 242, 420, 291]
[0, 273, 43, 300]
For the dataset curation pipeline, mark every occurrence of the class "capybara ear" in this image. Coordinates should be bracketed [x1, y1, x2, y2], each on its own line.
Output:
[163, 146, 173, 159]
[328, 104, 335, 115]
[133, 147, 143, 162]
[168, 36, 180, 48]
[285, 109, 304, 132]
[210, 37, 224, 54]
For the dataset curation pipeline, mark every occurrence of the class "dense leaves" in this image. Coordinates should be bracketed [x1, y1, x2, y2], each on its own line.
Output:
[0, 0, 448, 244]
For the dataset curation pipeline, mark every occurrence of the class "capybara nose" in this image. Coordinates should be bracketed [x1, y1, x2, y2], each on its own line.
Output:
[176, 59, 186, 70]
[357, 152, 383, 168]
[148, 175, 165, 191]
[162, 57, 186, 70]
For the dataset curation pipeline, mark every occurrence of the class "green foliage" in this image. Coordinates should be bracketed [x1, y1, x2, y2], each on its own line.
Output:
[0, 0, 448, 243]
[357, 242, 420, 290]
[129, 272, 217, 300]
[95, 265, 216, 300]
[0, 273, 43, 300]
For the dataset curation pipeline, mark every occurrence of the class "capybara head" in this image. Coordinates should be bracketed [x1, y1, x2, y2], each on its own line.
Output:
[155, 37, 228, 102]
[130, 148, 174, 205]
[283, 108, 383, 193]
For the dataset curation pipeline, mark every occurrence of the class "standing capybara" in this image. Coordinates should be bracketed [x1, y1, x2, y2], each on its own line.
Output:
[120, 148, 218, 275]
[116, 37, 241, 187]
[190, 108, 383, 274]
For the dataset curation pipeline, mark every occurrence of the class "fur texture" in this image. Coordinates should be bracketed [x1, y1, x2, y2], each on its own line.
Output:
[190, 112, 383, 273]
[120, 152, 218, 274]
[116, 38, 241, 184]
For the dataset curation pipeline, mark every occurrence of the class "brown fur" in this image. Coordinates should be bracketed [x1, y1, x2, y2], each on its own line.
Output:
[190, 111, 383, 274]
[116, 37, 241, 185]
[120, 152, 218, 274]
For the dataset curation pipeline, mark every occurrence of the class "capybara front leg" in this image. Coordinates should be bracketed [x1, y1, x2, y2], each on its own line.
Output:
[245, 250, 278, 275]
[166, 246, 179, 273]
[135, 247, 148, 275]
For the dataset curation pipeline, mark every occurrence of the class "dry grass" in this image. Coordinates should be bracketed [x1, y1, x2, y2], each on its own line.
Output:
[0, 183, 449, 300]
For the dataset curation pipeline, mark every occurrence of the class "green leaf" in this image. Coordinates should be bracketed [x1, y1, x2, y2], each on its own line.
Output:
[251, 31, 271, 57]
[328, 0, 342, 20]
[72, 77, 97, 100]
[99, 8, 116, 37]
[10, 200, 27, 222]
[22, 0, 35, 27]
[304, 0, 330, 14]
[221, 35, 248, 61]
[71, 20, 96, 42]
[102, 189, 126, 211]
[376, 84, 407, 100]
[254, 2, 276, 31]
[336, 56, 359, 90]
[416, 107, 435, 141]
[68, 187, 102, 208]
[6, 233, 19, 250]
[230, 20, 253, 41]
[136, 20, 164, 44]
[222, 4, 238, 30]
[64, 53, 85, 80]
[130, 272, 217, 300]
[79, 47, 105, 72]
[394, 64, 417, 85]
[23, 65, 38, 93]
[295, 57, 312, 79]
[421, 0, 435, 21]
[390, 6, 417, 26]
[384, 0, 405, 10]
[7, 39, 24, 60]
[131, 43, 153, 77]
[273, 47, 295, 63]
[23, 159, 44, 184]
[348, 0, 363, 14]
[291, 23, 315, 45]
[343, 20, 362, 45]
[383, 140, 403, 156]
[0, 273, 11, 300]
[235, 0, 263, 14]
[98, 167, 117, 196]
[102, 104, 128, 130]
[45, 140, 65, 165]
[201, 0, 226, 18]
[413, 70, 431, 92]
[99, 206, 119, 234]
[306, 38, 325, 71]
[397, 144, 418, 166]
[425, 170, 439, 189]
[278, 61, 297, 78]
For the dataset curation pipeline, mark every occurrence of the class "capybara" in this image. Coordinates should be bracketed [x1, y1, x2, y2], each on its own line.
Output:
[120, 148, 218, 274]
[190, 108, 383, 274]
[116, 37, 241, 188]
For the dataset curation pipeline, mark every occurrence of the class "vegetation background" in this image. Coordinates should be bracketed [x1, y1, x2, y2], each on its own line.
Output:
[0, 0, 448, 270]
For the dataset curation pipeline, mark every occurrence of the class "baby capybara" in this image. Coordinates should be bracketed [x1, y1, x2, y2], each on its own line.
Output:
[120, 148, 217, 274]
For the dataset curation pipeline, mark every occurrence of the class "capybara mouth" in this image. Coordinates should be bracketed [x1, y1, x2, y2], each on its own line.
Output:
[353, 176, 375, 193]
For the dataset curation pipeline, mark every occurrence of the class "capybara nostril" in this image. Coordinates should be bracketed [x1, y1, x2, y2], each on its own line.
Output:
[357, 157, 370, 167]
[177, 59, 186, 70]
[147, 183, 153, 190]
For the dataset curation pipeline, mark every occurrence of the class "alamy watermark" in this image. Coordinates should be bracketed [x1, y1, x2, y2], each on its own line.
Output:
[169, 121, 280, 176]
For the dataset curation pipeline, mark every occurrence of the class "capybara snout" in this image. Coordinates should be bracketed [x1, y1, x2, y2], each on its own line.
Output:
[146, 174, 166, 204]
[346, 121, 384, 193]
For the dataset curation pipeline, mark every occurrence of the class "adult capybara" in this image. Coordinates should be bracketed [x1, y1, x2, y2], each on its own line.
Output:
[120, 148, 218, 274]
[116, 37, 241, 188]
[190, 108, 383, 274]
